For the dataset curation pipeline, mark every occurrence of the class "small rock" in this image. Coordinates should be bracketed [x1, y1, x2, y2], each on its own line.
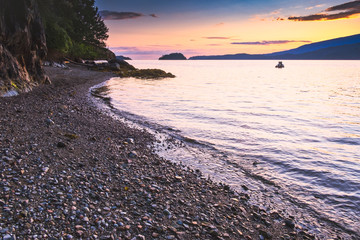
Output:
[75, 225, 84, 230]
[100, 236, 113, 240]
[42, 167, 49, 173]
[128, 151, 138, 158]
[135, 235, 145, 240]
[19, 210, 28, 217]
[259, 230, 272, 239]
[57, 142, 66, 148]
[126, 138, 135, 144]
[46, 118, 55, 125]
[175, 176, 183, 182]
[163, 209, 171, 216]
[284, 219, 295, 229]
[3, 234, 15, 240]
[66, 234, 74, 239]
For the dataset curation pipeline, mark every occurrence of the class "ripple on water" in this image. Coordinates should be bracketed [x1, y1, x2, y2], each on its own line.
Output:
[102, 60, 360, 238]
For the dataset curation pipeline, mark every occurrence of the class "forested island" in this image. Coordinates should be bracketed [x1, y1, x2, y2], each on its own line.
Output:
[159, 53, 187, 60]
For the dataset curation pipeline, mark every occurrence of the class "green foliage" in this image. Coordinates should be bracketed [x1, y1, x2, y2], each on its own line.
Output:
[71, 0, 109, 47]
[36, 0, 109, 59]
[45, 22, 72, 53]
[69, 42, 97, 60]
[119, 69, 176, 79]
[69, 42, 114, 60]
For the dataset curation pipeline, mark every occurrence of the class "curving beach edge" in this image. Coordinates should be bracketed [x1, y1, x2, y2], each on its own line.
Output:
[0, 65, 325, 239]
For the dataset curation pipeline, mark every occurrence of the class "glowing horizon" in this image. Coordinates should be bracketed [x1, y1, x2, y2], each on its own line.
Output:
[95, 0, 360, 59]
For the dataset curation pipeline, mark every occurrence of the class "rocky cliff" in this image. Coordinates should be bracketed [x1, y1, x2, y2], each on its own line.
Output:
[0, 0, 49, 96]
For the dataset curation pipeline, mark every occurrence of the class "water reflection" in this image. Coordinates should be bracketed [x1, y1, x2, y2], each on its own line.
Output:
[104, 60, 360, 237]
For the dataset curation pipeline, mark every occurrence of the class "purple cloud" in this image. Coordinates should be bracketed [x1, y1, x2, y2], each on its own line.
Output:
[203, 37, 231, 40]
[288, 0, 360, 21]
[231, 40, 311, 45]
[100, 11, 158, 20]
[326, 0, 360, 11]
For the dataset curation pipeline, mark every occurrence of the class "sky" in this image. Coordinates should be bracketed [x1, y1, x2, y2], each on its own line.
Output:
[94, 0, 360, 59]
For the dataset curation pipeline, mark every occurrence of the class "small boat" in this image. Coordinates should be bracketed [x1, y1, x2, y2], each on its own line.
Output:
[275, 61, 284, 68]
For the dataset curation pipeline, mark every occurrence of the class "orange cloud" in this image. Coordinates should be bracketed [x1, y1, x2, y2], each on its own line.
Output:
[306, 4, 325, 10]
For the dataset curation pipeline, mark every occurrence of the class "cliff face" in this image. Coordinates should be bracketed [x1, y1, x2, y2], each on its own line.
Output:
[0, 0, 49, 96]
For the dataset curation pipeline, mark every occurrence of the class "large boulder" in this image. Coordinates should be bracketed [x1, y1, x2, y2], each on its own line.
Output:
[0, 0, 49, 96]
[108, 59, 136, 71]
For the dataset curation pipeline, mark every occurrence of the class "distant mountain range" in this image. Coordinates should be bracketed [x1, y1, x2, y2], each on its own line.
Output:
[189, 34, 360, 60]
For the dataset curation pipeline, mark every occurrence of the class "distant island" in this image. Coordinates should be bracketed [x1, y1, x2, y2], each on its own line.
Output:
[159, 53, 187, 60]
[116, 55, 132, 60]
[189, 34, 360, 60]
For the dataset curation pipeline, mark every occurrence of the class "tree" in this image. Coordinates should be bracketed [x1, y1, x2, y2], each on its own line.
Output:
[36, 0, 109, 52]
[71, 0, 109, 47]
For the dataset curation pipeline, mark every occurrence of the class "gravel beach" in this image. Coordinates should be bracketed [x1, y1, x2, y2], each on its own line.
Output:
[0, 65, 315, 239]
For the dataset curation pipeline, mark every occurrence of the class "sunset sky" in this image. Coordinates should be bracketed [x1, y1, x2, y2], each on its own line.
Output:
[94, 0, 360, 59]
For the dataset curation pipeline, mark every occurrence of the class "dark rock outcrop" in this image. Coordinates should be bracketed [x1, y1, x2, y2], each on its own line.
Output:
[116, 55, 132, 60]
[108, 59, 136, 71]
[159, 53, 187, 60]
[0, 0, 49, 96]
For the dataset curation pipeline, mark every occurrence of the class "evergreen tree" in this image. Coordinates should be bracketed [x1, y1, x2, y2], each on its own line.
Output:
[36, 0, 109, 53]
[72, 0, 108, 47]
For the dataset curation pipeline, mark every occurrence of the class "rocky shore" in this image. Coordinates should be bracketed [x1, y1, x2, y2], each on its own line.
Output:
[0, 65, 315, 240]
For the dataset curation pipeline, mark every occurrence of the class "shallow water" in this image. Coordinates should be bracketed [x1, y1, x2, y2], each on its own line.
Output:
[101, 60, 360, 238]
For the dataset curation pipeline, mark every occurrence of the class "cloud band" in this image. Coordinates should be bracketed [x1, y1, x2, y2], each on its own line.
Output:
[100, 10, 157, 20]
[231, 40, 311, 45]
[288, 0, 360, 21]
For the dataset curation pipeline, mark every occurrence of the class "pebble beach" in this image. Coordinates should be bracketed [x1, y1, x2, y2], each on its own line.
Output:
[0, 65, 316, 240]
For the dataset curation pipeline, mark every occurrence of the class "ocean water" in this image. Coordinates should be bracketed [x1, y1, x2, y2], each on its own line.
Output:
[98, 60, 360, 238]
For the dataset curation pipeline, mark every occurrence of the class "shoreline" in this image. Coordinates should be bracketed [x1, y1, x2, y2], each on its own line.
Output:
[90, 64, 360, 240]
[0, 64, 339, 239]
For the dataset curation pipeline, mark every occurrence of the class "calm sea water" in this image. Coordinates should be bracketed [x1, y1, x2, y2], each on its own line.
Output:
[99, 60, 360, 238]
